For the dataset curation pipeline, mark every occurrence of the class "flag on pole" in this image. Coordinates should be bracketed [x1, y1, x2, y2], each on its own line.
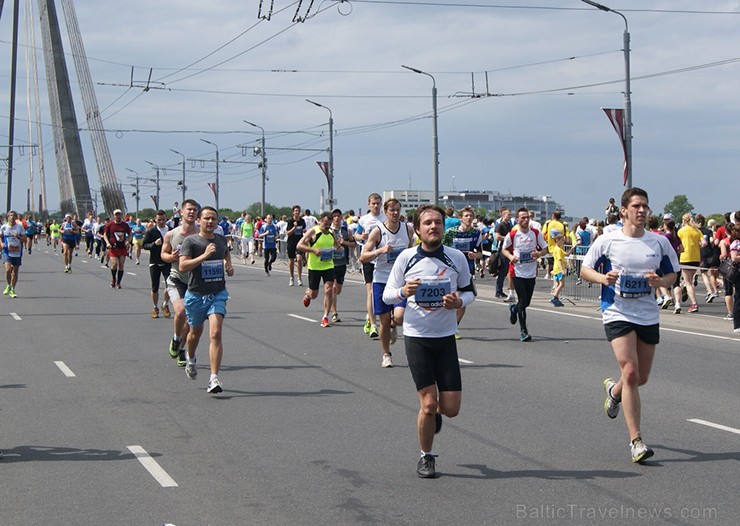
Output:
[150, 195, 159, 209]
[316, 161, 330, 187]
[208, 182, 217, 197]
[602, 108, 628, 185]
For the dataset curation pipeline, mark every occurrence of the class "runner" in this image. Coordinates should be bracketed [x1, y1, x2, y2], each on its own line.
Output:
[49, 219, 61, 253]
[581, 187, 679, 463]
[143, 210, 172, 319]
[23, 215, 36, 255]
[179, 206, 234, 394]
[297, 212, 340, 327]
[442, 206, 482, 338]
[501, 207, 548, 342]
[60, 214, 79, 273]
[286, 206, 306, 286]
[82, 213, 95, 257]
[354, 193, 386, 338]
[360, 198, 415, 367]
[240, 214, 255, 264]
[162, 199, 200, 367]
[131, 218, 147, 265]
[1, 211, 26, 298]
[257, 214, 278, 276]
[382, 204, 475, 478]
[104, 209, 132, 288]
[329, 208, 356, 323]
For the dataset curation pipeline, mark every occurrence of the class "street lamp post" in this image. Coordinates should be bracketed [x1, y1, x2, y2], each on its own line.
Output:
[125, 168, 140, 218]
[305, 99, 334, 210]
[582, 0, 632, 188]
[169, 149, 187, 204]
[200, 139, 220, 212]
[402, 65, 439, 206]
[144, 160, 161, 210]
[244, 120, 267, 217]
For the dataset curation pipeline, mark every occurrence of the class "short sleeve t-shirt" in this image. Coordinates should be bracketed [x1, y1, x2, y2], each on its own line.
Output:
[287, 218, 306, 244]
[105, 221, 132, 249]
[180, 234, 228, 295]
[1, 222, 25, 258]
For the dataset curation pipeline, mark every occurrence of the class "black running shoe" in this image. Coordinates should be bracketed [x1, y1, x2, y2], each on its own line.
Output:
[509, 304, 518, 325]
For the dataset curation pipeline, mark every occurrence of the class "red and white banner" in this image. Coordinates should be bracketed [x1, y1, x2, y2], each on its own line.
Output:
[150, 195, 159, 209]
[602, 108, 628, 186]
[316, 161, 330, 184]
[208, 182, 217, 197]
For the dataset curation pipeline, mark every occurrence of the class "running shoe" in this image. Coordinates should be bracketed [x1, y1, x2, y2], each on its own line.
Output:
[454, 331, 461, 340]
[381, 353, 393, 368]
[207, 376, 223, 394]
[303, 295, 311, 308]
[116, 283, 122, 289]
[495, 291, 506, 298]
[504, 292, 516, 303]
[723, 313, 733, 320]
[630, 437, 654, 463]
[152, 307, 159, 319]
[688, 303, 699, 313]
[110, 280, 116, 288]
[162, 304, 171, 318]
[435, 413, 443, 434]
[288, 278, 294, 287]
[168, 338, 180, 359]
[681, 287, 688, 303]
[176, 350, 187, 367]
[390, 325, 398, 344]
[363, 319, 372, 334]
[549, 297, 558, 306]
[602, 378, 620, 419]
[674, 305, 681, 314]
[661, 298, 673, 310]
[509, 304, 518, 325]
[64, 267, 70, 273]
[369, 326, 379, 339]
[554, 298, 565, 307]
[417, 454, 437, 478]
[331, 313, 341, 323]
[185, 362, 197, 380]
[320, 316, 330, 328]
[2, 285, 10, 295]
[8, 288, 17, 299]
[297, 278, 304, 286]
[734, 328, 740, 333]
[708, 292, 718, 303]
[520, 330, 532, 342]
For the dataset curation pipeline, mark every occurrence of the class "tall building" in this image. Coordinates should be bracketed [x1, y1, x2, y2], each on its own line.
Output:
[383, 189, 565, 222]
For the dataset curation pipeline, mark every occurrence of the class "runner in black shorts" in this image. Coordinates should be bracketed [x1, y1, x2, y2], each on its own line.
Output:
[286, 205, 306, 287]
[143, 210, 172, 319]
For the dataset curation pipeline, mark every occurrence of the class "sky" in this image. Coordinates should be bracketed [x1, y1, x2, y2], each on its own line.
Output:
[2, 0, 740, 220]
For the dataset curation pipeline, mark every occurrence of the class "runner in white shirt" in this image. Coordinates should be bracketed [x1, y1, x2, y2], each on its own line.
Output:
[1, 211, 26, 298]
[383, 204, 475, 478]
[354, 193, 387, 338]
[581, 187, 679, 464]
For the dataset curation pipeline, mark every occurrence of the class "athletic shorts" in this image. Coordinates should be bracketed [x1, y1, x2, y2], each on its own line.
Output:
[680, 261, 699, 270]
[2, 254, 22, 267]
[372, 282, 406, 315]
[62, 238, 76, 248]
[362, 262, 375, 284]
[604, 320, 660, 345]
[166, 276, 188, 302]
[308, 268, 335, 291]
[552, 272, 563, 283]
[109, 247, 127, 258]
[184, 288, 228, 329]
[132, 238, 144, 246]
[333, 264, 347, 285]
[405, 335, 461, 392]
[149, 263, 171, 293]
[287, 240, 301, 259]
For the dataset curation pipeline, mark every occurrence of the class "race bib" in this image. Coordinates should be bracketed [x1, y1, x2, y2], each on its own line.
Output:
[201, 260, 224, 282]
[264, 234, 275, 244]
[452, 238, 472, 252]
[519, 251, 533, 263]
[320, 248, 334, 262]
[294, 226, 303, 236]
[386, 246, 404, 264]
[7, 236, 21, 255]
[333, 248, 345, 261]
[619, 274, 651, 298]
[415, 277, 452, 309]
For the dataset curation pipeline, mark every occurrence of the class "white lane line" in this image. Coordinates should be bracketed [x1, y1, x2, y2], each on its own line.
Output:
[81, 259, 88, 264]
[127, 445, 178, 488]
[687, 419, 740, 435]
[287, 313, 318, 323]
[54, 361, 77, 377]
[126, 272, 136, 276]
[10, 312, 22, 321]
[458, 358, 474, 364]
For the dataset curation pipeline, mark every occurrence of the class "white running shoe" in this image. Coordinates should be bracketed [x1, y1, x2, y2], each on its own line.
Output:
[185, 362, 197, 380]
[630, 437, 654, 463]
[381, 353, 393, 368]
[288, 278, 294, 287]
[207, 376, 223, 394]
[602, 378, 620, 419]
[297, 278, 304, 287]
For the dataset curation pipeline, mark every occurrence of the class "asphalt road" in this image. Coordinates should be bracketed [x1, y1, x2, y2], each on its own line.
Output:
[1, 245, 738, 525]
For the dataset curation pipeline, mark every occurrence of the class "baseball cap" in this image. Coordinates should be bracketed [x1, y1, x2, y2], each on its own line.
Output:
[113, 209, 123, 215]
[64, 213, 72, 218]
[663, 213, 674, 221]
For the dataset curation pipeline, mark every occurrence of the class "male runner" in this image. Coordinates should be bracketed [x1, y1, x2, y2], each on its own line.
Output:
[179, 206, 234, 394]
[581, 187, 679, 463]
[60, 214, 79, 273]
[2, 211, 26, 298]
[329, 208, 356, 322]
[383, 204, 475, 478]
[143, 210, 172, 319]
[297, 212, 340, 327]
[104, 209, 132, 288]
[360, 198, 414, 367]
[258, 214, 278, 276]
[286, 205, 306, 286]
[355, 193, 386, 338]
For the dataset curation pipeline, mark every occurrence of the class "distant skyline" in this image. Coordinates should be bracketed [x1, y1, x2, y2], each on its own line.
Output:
[2, 1, 739, 220]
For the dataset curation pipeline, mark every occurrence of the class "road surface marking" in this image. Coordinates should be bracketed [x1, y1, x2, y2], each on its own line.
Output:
[10, 313, 21, 321]
[127, 445, 178, 487]
[458, 358, 474, 364]
[288, 314, 318, 323]
[687, 419, 740, 435]
[54, 361, 76, 377]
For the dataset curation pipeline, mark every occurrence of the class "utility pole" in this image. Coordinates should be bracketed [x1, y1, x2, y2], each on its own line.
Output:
[169, 149, 186, 203]
[306, 100, 335, 209]
[6, 0, 20, 211]
[144, 160, 160, 210]
[244, 121, 267, 216]
[125, 168, 140, 218]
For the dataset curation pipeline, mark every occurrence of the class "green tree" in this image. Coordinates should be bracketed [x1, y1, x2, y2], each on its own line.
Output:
[662, 195, 693, 219]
